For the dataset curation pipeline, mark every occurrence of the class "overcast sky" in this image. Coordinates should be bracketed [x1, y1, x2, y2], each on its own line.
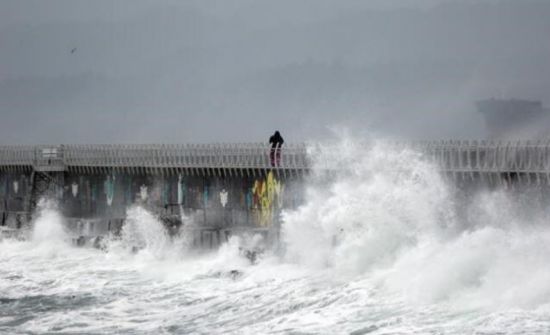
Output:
[1, 0, 549, 144]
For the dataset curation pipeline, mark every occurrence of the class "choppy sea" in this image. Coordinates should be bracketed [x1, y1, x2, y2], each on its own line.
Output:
[2, 141, 550, 334]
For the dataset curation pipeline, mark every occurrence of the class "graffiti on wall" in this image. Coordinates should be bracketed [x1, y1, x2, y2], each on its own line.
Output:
[71, 182, 79, 197]
[251, 171, 284, 227]
[203, 185, 209, 208]
[104, 175, 115, 206]
[220, 189, 228, 208]
[177, 174, 185, 205]
[53, 171, 291, 227]
[140, 185, 148, 201]
[0, 174, 28, 212]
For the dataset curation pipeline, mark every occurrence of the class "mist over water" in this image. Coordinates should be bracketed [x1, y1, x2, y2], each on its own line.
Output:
[2, 138, 550, 334]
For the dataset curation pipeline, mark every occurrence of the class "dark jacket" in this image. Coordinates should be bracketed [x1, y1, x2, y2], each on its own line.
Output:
[269, 131, 284, 149]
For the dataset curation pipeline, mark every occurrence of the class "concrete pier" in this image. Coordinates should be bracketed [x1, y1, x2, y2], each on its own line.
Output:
[1, 141, 550, 246]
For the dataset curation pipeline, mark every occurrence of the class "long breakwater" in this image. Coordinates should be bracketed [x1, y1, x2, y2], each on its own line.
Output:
[2, 140, 550, 247]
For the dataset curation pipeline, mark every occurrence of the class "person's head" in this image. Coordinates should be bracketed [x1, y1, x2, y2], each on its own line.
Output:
[274, 131, 280, 136]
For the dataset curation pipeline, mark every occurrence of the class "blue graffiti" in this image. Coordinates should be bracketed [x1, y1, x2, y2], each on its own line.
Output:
[203, 185, 209, 208]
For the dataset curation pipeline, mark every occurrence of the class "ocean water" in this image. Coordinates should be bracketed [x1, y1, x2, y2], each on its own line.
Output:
[2, 140, 550, 334]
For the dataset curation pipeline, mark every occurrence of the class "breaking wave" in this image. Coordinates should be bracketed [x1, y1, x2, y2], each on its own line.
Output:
[31, 199, 70, 245]
[282, 137, 550, 310]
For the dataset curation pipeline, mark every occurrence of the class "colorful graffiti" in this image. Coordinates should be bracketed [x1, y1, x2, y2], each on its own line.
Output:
[203, 185, 209, 208]
[40, 171, 294, 227]
[251, 171, 284, 227]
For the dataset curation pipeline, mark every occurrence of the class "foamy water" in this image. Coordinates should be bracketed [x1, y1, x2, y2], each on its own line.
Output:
[2, 140, 550, 334]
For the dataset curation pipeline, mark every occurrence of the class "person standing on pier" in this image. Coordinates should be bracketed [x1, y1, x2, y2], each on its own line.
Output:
[269, 131, 284, 167]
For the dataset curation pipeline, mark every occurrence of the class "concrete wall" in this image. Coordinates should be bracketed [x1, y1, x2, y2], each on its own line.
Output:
[0, 169, 305, 240]
[2, 166, 549, 247]
[0, 172, 31, 228]
[61, 170, 303, 225]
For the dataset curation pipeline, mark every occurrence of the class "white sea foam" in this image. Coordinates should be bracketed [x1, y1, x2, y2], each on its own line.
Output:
[30, 198, 70, 245]
[282, 137, 550, 313]
[283, 138, 453, 272]
[2, 137, 550, 334]
[117, 205, 171, 257]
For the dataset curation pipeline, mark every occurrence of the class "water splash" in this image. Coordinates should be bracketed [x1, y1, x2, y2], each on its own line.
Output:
[282, 137, 550, 310]
[30, 198, 69, 245]
[116, 206, 171, 258]
[283, 139, 453, 273]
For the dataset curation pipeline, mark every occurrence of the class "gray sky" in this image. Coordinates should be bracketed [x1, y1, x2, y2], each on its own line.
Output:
[1, 0, 549, 144]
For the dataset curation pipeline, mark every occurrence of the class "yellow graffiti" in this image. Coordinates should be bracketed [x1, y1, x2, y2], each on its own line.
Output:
[252, 171, 284, 227]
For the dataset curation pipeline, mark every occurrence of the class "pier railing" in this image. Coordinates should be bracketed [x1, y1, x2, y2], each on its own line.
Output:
[2, 141, 550, 173]
[63, 143, 309, 170]
[0, 143, 309, 171]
